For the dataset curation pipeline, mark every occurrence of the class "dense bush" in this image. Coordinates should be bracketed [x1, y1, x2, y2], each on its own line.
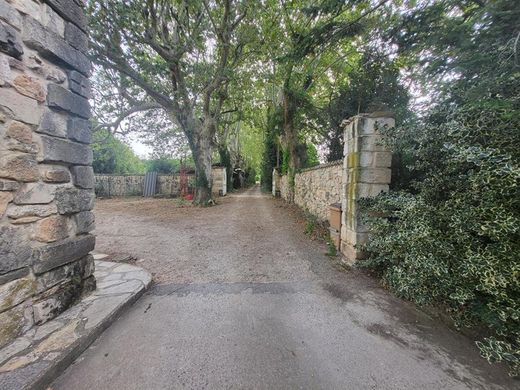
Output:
[92, 130, 146, 174]
[359, 0, 520, 375]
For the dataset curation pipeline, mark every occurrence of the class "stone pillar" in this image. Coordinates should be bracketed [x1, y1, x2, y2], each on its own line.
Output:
[0, 0, 95, 347]
[272, 168, 281, 197]
[340, 112, 394, 263]
[211, 167, 227, 196]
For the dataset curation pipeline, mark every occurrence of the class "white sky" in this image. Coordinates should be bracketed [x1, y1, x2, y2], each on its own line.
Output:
[129, 136, 153, 159]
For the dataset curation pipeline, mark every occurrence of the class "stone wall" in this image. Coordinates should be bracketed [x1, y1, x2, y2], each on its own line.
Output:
[0, 0, 95, 347]
[274, 162, 342, 221]
[95, 167, 227, 198]
[294, 162, 342, 221]
[272, 112, 394, 263]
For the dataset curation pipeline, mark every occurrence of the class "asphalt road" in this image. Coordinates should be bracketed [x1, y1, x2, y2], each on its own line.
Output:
[53, 186, 516, 389]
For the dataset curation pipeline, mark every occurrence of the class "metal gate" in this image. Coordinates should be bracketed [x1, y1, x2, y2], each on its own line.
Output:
[143, 172, 157, 197]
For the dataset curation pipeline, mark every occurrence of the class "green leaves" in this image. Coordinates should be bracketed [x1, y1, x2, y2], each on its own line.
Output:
[358, 0, 520, 376]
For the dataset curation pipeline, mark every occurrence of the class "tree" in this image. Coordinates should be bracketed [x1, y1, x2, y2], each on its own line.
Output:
[92, 130, 146, 174]
[322, 50, 410, 162]
[89, 0, 251, 204]
[255, 0, 388, 200]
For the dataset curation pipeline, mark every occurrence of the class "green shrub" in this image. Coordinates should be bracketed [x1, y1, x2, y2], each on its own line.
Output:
[359, 108, 520, 375]
[358, 0, 520, 375]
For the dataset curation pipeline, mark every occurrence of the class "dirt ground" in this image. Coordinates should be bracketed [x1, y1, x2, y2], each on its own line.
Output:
[93, 188, 332, 285]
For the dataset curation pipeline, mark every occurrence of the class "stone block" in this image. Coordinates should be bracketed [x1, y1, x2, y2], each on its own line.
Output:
[32, 234, 95, 274]
[6, 203, 57, 219]
[0, 52, 10, 85]
[0, 276, 36, 312]
[0, 178, 19, 191]
[12, 74, 45, 102]
[55, 186, 94, 214]
[0, 21, 22, 58]
[27, 54, 67, 83]
[0, 1, 21, 31]
[10, 215, 40, 224]
[4, 136, 38, 154]
[37, 110, 67, 138]
[64, 22, 87, 53]
[359, 135, 387, 152]
[0, 87, 43, 125]
[0, 304, 32, 348]
[74, 210, 94, 233]
[70, 165, 93, 189]
[7, 0, 40, 19]
[14, 182, 56, 204]
[42, 166, 70, 183]
[34, 215, 69, 243]
[41, 4, 65, 37]
[21, 16, 90, 76]
[0, 190, 12, 216]
[35, 254, 94, 292]
[68, 70, 90, 99]
[344, 183, 389, 201]
[0, 226, 33, 274]
[340, 241, 367, 264]
[40, 134, 93, 165]
[0, 153, 39, 182]
[342, 228, 369, 246]
[33, 279, 83, 324]
[45, 0, 88, 33]
[0, 267, 29, 285]
[347, 168, 391, 184]
[47, 83, 90, 118]
[6, 120, 32, 144]
[374, 152, 392, 168]
[67, 116, 90, 143]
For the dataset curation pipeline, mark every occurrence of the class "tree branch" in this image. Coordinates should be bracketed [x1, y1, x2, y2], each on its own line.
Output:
[94, 101, 162, 133]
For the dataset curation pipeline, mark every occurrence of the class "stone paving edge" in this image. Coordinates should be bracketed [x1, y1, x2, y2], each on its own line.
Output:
[0, 260, 152, 390]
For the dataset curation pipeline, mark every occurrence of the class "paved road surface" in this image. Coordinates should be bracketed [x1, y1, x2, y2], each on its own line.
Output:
[53, 186, 515, 389]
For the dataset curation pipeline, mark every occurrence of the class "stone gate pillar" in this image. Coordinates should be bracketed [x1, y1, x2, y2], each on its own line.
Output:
[341, 112, 394, 263]
[0, 0, 95, 347]
[272, 168, 281, 197]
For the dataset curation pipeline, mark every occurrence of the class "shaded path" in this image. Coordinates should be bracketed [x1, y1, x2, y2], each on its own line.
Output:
[53, 186, 515, 389]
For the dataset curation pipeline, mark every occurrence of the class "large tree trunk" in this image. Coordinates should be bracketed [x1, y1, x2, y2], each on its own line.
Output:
[178, 113, 214, 205]
[283, 88, 299, 203]
[192, 136, 213, 204]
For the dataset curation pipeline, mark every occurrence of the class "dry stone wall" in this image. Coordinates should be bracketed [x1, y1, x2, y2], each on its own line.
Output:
[293, 162, 342, 221]
[274, 162, 342, 221]
[95, 167, 227, 198]
[0, 0, 95, 347]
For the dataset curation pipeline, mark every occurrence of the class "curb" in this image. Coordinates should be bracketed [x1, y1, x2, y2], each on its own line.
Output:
[0, 261, 152, 390]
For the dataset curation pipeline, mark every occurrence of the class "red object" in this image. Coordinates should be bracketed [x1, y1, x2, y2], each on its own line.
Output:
[184, 194, 193, 201]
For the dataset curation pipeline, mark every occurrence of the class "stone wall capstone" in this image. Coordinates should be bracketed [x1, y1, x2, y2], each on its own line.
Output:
[0, 0, 95, 348]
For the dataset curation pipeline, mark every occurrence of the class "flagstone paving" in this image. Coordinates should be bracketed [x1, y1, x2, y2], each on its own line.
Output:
[0, 261, 151, 390]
